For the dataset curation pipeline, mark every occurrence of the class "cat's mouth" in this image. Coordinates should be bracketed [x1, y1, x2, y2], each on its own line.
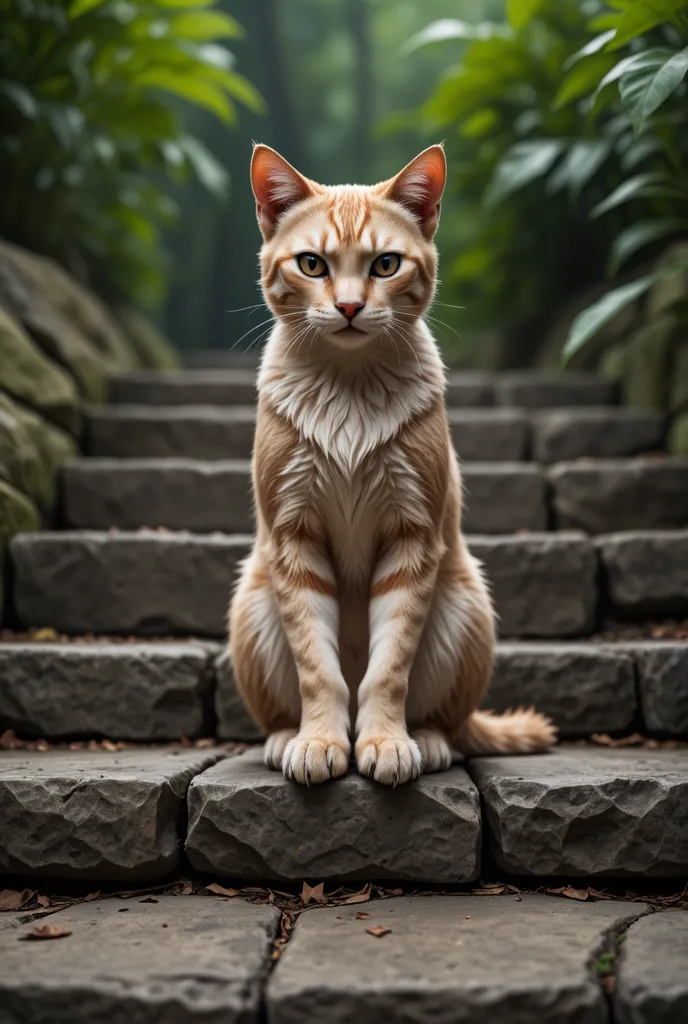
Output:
[334, 325, 367, 336]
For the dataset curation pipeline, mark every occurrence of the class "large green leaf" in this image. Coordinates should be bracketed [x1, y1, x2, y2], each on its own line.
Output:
[401, 19, 511, 55]
[554, 53, 618, 108]
[564, 30, 617, 69]
[612, 0, 688, 48]
[563, 274, 658, 363]
[609, 218, 688, 273]
[0, 81, 38, 118]
[179, 134, 227, 200]
[168, 11, 243, 42]
[619, 46, 688, 133]
[547, 139, 611, 197]
[591, 172, 669, 216]
[506, 0, 544, 30]
[484, 140, 564, 208]
[135, 67, 235, 122]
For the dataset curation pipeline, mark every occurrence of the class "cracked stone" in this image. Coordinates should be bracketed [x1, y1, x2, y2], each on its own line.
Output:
[215, 650, 263, 742]
[615, 911, 688, 1024]
[596, 530, 688, 619]
[185, 748, 481, 884]
[619, 642, 688, 737]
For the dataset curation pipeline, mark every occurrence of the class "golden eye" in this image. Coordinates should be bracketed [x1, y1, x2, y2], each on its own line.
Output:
[371, 253, 401, 278]
[297, 253, 328, 277]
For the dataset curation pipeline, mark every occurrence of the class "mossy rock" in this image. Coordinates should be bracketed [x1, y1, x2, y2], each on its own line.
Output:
[669, 342, 688, 413]
[0, 306, 80, 435]
[668, 410, 688, 455]
[0, 478, 39, 544]
[648, 242, 688, 316]
[620, 315, 679, 409]
[116, 306, 180, 370]
[0, 240, 138, 401]
[0, 391, 76, 515]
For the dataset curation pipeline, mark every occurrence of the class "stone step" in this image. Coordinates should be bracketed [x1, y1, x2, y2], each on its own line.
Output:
[0, 894, 279, 1022]
[268, 895, 649, 1023]
[496, 369, 618, 408]
[184, 347, 262, 369]
[61, 458, 547, 535]
[185, 747, 481, 883]
[3, 639, 685, 744]
[0, 748, 222, 881]
[9, 530, 610, 638]
[470, 746, 687, 877]
[86, 405, 662, 463]
[109, 368, 258, 406]
[596, 530, 688, 620]
[616, 911, 688, 1024]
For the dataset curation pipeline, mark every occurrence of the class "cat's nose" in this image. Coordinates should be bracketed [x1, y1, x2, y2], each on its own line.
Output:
[336, 301, 364, 321]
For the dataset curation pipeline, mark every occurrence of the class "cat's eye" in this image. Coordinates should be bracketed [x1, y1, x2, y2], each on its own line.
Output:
[297, 253, 328, 278]
[371, 253, 401, 278]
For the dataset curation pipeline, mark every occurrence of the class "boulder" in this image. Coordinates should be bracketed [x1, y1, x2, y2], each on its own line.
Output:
[0, 391, 76, 514]
[115, 306, 180, 370]
[0, 307, 79, 434]
[0, 480, 39, 546]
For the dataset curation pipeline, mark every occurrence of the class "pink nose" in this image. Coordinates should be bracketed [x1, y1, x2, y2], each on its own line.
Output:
[336, 301, 364, 321]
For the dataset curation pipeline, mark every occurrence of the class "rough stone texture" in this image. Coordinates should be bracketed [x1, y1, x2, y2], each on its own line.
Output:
[448, 409, 528, 461]
[215, 650, 263, 742]
[186, 748, 481, 883]
[0, 642, 218, 740]
[0, 391, 76, 514]
[87, 404, 256, 459]
[615, 911, 688, 1024]
[0, 306, 80, 434]
[497, 370, 618, 409]
[114, 305, 180, 370]
[0, 748, 222, 880]
[11, 531, 251, 636]
[0, 895, 280, 1022]
[488, 643, 636, 736]
[184, 348, 262, 369]
[62, 458, 254, 533]
[596, 530, 688, 618]
[268, 895, 649, 1024]
[471, 747, 688, 876]
[620, 642, 688, 737]
[532, 409, 664, 464]
[109, 368, 257, 406]
[550, 458, 688, 533]
[469, 532, 597, 637]
[462, 463, 547, 533]
[446, 371, 496, 406]
[0, 479, 39, 545]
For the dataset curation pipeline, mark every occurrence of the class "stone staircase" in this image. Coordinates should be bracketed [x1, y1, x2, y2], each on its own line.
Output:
[0, 365, 686, 1021]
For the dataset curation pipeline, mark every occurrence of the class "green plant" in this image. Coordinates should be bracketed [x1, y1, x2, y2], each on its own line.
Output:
[0, 0, 264, 305]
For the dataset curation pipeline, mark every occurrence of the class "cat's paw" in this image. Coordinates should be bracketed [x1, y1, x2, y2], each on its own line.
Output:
[356, 734, 422, 786]
[283, 733, 350, 785]
[411, 727, 453, 773]
[264, 729, 298, 771]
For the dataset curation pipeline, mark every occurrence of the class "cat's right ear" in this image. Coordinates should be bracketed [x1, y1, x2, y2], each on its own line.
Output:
[250, 144, 315, 240]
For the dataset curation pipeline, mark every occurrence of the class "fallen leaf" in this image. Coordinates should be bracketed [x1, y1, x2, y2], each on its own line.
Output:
[341, 891, 371, 905]
[84, 891, 101, 902]
[0, 889, 34, 912]
[36, 895, 51, 908]
[179, 882, 193, 896]
[20, 924, 72, 941]
[206, 883, 238, 898]
[471, 885, 505, 896]
[385, 888, 403, 896]
[355, 912, 370, 920]
[32, 627, 58, 642]
[366, 925, 392, 938]
[301, 881, 326, 905]
[547, 887, 567, 894]
[562, 886, 589, 901]
[138, 896, 158, 904]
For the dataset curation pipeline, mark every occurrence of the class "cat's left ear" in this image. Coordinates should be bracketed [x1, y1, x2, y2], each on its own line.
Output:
[251, 144, 316, 240]
[381, 145, 446, 239]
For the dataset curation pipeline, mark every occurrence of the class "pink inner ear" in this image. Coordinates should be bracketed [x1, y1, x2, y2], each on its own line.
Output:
[251, 146, 313, 225]
[389, 146, 446, 221]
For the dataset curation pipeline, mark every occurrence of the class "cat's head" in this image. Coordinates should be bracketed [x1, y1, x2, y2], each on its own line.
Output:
[250, 144, 446, 351]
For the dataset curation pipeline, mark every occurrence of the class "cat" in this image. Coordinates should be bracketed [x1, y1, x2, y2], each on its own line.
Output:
[229, 142, 556, 786]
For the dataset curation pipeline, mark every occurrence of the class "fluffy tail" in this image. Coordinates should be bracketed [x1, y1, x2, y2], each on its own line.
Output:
[456, 708, 557, 755]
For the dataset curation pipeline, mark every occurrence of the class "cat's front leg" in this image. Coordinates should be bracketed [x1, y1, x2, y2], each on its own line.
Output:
[356, 533, 441, 785]
[270, 533, 351, 783]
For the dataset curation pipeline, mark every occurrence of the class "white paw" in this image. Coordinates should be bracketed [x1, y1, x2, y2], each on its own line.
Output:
[411, 728, 453, 773]
[356, 734, 422, 786]
[264, 729, 298, 771]
[283, 733, 350, 785]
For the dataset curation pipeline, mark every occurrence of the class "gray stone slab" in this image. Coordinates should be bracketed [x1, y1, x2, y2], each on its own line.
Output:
[11, 530, 251, 636]
[62, 457, 254, 532]
[0, 895, 280, 1023]
[616, 911, 688, 1024]
[86, 404, 256, 459]
[619, 642, 688, 737]
[109, 368, 258, 406]
[532, 409, 664, 464]
[446, 371, 496, 406]
[184, 348, 262, 369]
[470, 747, 688, 876]
[186, 747, 481, 883]
[488, 643, 636, 736]
[268, 894, 649, 1024]
[470, 532, 597, 637]
[215, 650, 263, 742]
[462, 463, 547, 533]
[596, 530, 688, 619]
[497, 370, 618, 409]
[448, 409, 528, 461]
[0, 748, 222, 880]
[0, 642, 219, 740]
[550, 457, 688, 533]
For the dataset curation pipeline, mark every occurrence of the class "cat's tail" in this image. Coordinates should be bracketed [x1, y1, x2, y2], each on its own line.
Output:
[456, 708, 556, 755]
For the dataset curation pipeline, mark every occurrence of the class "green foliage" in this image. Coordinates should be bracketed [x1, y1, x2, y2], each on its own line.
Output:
[403, 0, 688, 362]
[0, 0, 264, 305]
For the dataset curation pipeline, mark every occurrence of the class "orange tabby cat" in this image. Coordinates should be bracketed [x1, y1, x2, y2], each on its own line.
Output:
[229, 143, 555, 785]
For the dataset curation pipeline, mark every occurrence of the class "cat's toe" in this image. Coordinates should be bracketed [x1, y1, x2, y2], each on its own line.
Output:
[283, 734, 350, 784]
[411, 728, 453, 773]
[356, 735, 422, 786]
[264, 729, 297, 771]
